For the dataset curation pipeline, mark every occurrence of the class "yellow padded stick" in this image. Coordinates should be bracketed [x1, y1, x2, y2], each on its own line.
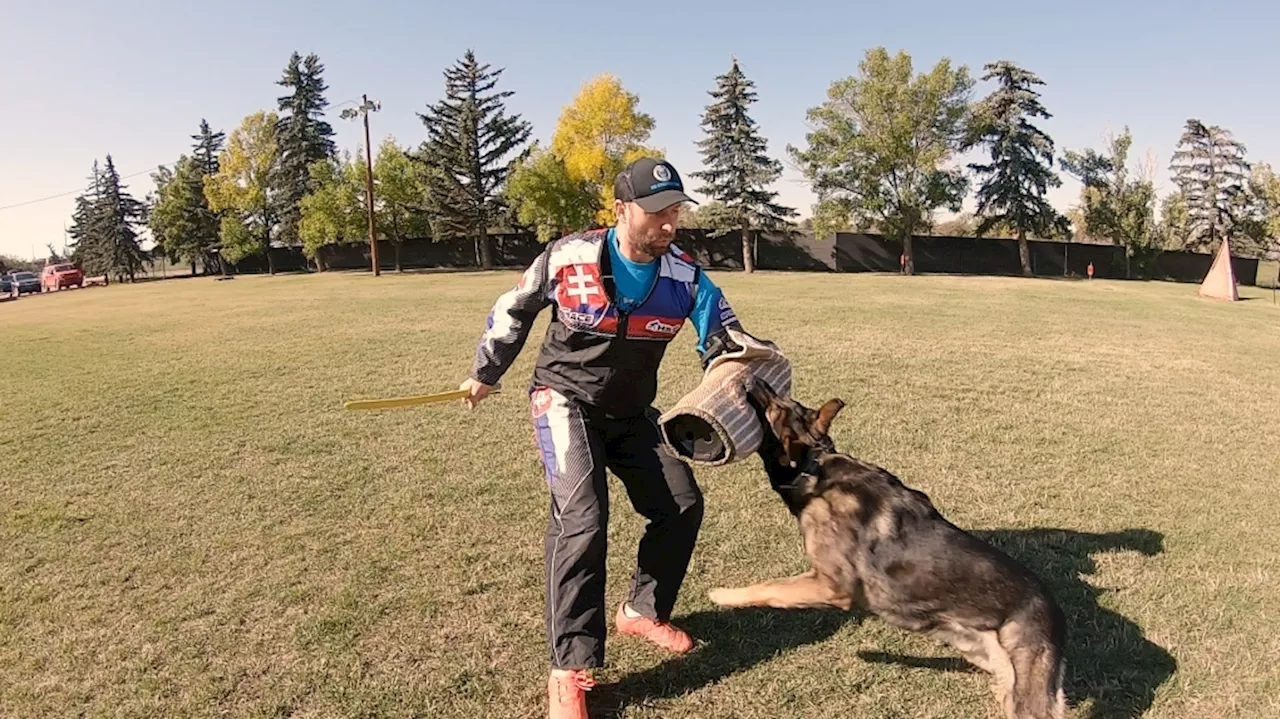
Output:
[343, 387, 500, 410]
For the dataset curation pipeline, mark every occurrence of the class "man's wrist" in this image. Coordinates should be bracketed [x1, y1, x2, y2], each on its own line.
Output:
[471, 370, 501, 387]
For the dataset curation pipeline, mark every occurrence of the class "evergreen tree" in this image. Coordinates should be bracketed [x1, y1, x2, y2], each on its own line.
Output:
[274, 52, 337, 247]
[70, 156, 148, 282]
[967, 61, 1070, 275]
[68, 161, 105, 277]
[189, 120, 226, 273]
[192, 119, 226, 177]
[1168, 119, 1250, 251]
[418, 49, 532, 269]
[691, 58, 797, 273]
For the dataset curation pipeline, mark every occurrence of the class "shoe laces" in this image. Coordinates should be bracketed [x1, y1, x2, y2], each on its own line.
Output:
[641, 616, 685, 640]
[652, 621, 681, 638]
[554, 669, 595, 700]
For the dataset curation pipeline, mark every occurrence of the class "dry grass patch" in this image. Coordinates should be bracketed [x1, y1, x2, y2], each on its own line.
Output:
[2, 271, 1277, 718]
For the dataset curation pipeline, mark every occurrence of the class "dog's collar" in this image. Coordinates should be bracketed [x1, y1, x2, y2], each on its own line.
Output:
[793, 443, 831, 478]
[799, 453, 823, 477]
[773, 455, 823, 499]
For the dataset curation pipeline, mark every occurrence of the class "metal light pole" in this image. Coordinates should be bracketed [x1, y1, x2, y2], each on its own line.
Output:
[341, 95, 382, 276]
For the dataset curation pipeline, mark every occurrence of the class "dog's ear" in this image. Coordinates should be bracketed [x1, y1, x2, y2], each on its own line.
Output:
[781, 430, 807, 467]
[747, 379, 789, 440]
[813, 398, 845, 437]
[764, 402, 790, 443]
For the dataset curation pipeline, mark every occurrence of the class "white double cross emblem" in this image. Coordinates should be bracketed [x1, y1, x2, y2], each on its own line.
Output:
[566, 266, 601, 304]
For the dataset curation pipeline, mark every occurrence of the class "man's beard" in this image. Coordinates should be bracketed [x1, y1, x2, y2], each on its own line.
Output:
[633, 229, 674, 258]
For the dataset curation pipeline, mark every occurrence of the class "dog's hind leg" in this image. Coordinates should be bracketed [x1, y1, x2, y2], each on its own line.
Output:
[999, 619, 1067, 719]
[708, 569, 855, 611]
[930, 626, 1017, 718]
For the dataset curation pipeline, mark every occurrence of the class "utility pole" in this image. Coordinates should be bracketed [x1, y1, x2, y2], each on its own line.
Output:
[341, 95, 383, 276]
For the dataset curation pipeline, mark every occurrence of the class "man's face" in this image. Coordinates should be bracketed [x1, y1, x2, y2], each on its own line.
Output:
[616, 200, 683, 258]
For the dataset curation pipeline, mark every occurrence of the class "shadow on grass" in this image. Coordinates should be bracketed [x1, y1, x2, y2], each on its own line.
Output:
[867, 528, 1175, 719]
[856, 651, 975, 673]
[591, 607, 856, 717]
[598, 528, 1174, 719]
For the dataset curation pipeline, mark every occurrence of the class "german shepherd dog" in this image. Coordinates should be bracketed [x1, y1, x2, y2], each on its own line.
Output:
[707, 381, 1068, 719]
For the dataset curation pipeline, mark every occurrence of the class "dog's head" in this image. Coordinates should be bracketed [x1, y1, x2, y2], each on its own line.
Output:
[747, 379, 845, 469]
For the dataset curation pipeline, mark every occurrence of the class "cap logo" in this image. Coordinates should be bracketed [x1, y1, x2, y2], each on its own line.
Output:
[652, 164, 673, 182]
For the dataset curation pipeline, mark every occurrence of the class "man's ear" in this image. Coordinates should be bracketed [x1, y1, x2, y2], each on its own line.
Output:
[813, 398, 845, 437]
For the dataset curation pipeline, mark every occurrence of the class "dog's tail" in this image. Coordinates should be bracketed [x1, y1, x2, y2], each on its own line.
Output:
[1001, 597, 1068, 719]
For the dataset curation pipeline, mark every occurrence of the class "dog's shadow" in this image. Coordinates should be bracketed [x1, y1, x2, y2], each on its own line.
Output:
[862, 527, 1176, 719]
[595, 528, 1174, 719]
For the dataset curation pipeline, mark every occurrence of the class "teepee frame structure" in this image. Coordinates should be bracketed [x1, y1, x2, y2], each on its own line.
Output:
[1198, 236, 1239, 301]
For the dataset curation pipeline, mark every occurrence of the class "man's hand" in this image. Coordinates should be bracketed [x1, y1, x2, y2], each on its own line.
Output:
[459, 377, 494, 410]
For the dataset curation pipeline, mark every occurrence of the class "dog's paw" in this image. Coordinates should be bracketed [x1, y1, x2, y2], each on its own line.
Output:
[707, 588, 736, 607]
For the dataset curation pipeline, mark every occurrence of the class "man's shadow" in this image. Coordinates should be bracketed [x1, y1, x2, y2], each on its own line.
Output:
[594, 528, 1175, 719]
[590, 605, 855, 717]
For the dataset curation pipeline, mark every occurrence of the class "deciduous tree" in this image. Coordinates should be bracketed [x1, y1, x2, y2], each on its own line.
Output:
[551, 73, 660, 225]
[505, 143, 598, 243]
[374, 137, 434, 271]
[1062, 128, 1160, 277]
[205, 111, 281, 273]
[299, 153, 368, 269]
[789, 48, 974, 274]
[148, 156, 208, 272]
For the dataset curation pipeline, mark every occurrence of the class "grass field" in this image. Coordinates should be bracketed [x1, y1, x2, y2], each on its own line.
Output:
[2, 270, 1278, 719]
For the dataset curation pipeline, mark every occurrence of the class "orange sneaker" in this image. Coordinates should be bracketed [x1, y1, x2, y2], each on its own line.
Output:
[547, 669, 594, 719]
[614, 603, 694, 654]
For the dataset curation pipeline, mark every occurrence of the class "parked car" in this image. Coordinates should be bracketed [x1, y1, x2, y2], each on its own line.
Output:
[0, 274, 14, 300]
[42, 263, 85, 291]
[8, 271, 40, 296]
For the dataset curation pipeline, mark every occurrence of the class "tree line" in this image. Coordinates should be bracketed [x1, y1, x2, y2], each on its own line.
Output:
[63, 47, 1280, 281]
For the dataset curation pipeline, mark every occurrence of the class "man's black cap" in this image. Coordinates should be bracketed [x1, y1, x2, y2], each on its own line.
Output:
[614, 157, 698, 213]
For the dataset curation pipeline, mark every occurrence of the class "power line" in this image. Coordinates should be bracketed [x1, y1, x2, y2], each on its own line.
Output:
[0, 163, 173, 213]
[3, 100, 364, 214]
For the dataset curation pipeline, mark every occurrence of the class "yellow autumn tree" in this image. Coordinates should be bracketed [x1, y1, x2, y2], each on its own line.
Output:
[204, 111, 281, 272]
[551, 74, 662, 225]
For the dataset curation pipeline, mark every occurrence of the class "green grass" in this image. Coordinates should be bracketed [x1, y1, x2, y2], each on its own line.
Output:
[2, 271, 1278, 719]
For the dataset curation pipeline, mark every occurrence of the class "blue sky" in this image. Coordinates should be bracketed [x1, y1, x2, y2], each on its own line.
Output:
[2, 0, 1277, 260]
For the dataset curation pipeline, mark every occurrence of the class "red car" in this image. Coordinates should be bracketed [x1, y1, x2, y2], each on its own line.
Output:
[42, 263, 84, 291]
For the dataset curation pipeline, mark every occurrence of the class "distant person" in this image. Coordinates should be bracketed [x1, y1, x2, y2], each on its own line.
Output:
[459, 158, 746, 719]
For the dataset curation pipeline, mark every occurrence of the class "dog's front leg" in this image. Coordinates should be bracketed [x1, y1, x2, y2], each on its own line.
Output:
[708, 569, 853, 611]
